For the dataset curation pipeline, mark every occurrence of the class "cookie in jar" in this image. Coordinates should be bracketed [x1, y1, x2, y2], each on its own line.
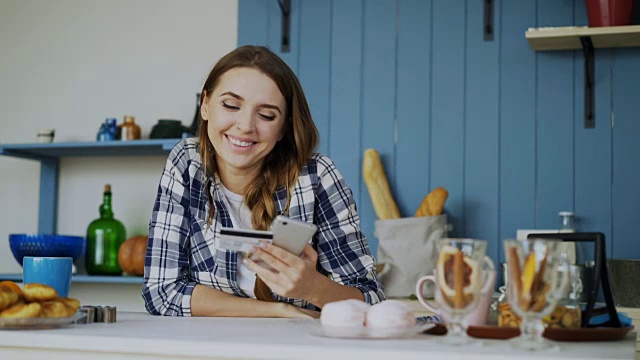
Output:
[498, 303, 581, 329]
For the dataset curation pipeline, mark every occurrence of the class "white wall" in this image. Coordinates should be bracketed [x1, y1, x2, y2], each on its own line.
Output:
[0, 0, 237, 284]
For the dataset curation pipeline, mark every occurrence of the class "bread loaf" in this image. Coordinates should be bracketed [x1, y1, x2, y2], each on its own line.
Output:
[415, 187, 448, 217]
[362, 149, 401, 220]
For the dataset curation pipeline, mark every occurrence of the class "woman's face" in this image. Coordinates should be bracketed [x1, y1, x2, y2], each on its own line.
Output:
[201, 67, 286, 180]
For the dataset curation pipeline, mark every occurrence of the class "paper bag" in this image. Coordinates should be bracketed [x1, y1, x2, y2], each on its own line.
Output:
[375, 214, 448, 298]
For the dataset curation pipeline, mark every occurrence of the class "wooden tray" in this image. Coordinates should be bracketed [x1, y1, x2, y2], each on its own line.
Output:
[543, 326, 634, 342]
[425, 324, 634, 342]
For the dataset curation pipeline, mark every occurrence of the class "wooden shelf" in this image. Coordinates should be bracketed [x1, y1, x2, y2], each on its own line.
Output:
[526, 25, 640, 129]
[0, 138, 180, 161]
[0, 273, 143, 284]
[526, 25, 640, 51]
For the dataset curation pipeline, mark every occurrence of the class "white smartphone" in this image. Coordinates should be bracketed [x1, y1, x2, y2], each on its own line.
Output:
[271, 215, 318, 256]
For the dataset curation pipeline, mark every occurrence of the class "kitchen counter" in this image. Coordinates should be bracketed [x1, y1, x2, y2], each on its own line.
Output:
[0, 312, 635, 360]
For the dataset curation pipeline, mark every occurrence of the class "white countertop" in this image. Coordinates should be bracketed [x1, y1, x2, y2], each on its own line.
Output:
[0, 312, 635, 360]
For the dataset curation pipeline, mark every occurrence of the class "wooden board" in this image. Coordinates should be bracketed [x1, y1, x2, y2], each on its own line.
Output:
[526, 25, 640, 51]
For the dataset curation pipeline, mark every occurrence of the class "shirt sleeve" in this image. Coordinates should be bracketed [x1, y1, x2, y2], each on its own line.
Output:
[142, 142, 197, 316]
[313, 155, 386, 305]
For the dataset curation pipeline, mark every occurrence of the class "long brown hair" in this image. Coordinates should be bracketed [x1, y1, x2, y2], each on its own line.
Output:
[198, 46, 319, 231]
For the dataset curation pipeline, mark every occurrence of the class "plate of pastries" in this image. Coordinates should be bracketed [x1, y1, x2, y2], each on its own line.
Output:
[313, 299, 435, 339]
[0, 281, 82, 330]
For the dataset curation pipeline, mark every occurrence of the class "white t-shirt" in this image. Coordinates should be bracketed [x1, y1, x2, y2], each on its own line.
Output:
[219, 184, 256, 298]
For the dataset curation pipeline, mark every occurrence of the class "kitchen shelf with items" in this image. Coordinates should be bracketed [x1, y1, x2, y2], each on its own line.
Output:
[525, 24, 640, 128]
[0, 138, 180, 284]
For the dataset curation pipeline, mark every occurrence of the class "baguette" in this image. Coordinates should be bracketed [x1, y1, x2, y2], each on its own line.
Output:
[415, 187, 448, 217]
[362, 149, 401, 220]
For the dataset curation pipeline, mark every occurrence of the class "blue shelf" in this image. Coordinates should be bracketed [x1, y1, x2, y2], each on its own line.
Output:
[0, 273, 143, 284]
[0, 139, 181, 161]
[0, 138, 181, 235]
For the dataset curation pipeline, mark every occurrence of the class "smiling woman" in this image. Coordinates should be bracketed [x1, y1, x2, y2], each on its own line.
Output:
[201, 67, 286, 194]
[142, 45, 385, 318]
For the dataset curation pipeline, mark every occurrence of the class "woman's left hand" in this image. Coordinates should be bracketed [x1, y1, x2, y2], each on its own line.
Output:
[243, 243, 321, 300]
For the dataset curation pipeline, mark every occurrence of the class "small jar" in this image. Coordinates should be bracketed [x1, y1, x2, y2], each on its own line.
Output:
[559, 211, 575, 231]
[119, 115, 141, 141]
[550, 264, 583, 329]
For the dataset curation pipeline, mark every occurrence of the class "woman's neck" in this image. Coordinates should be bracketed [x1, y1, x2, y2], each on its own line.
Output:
[217, 164, 260, 195]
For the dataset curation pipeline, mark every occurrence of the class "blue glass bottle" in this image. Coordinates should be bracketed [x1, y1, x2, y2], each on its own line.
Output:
[96, 123, 109, 141]
[106, 118, 118, 139]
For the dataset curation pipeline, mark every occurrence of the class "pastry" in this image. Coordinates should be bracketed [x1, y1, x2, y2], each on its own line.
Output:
[415, 187, 448, 217]
[0, 283, 81, 319]
[506, 246, 523, 307]
[365, 300, 415, 328]
[58, 297, 81, 314]
[362, 149, 401, 220]
[22, 283, 58, 302]
[0, 287, 19, 311]
[436, 245, 479, 309]
[40, 301, 70, 318]
[0, 302, 41, 319]
[321, 299, 370, 328]
[0, 281, 24, 298]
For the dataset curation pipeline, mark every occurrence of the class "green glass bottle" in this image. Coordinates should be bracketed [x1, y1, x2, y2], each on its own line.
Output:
[85, 184, 126, 275]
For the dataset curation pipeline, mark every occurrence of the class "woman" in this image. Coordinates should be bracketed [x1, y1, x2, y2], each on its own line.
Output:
[142, 45, 384, 317]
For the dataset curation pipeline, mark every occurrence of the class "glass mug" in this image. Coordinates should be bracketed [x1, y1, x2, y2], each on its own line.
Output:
[420, 238, 495, 345]
[416, 267, 496, 327]
[504, 238, 570, 351]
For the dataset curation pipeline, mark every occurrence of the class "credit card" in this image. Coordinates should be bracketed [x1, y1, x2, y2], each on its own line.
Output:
[218, 228, 273, 254]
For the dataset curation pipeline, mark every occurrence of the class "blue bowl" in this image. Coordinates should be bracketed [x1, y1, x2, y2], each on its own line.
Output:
[9, 234, 86, 267]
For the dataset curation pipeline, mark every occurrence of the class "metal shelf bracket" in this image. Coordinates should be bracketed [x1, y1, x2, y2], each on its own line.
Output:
[580, 36, 595, 128]
[484, 0, 494, 41]
[278, 0, 291, 53]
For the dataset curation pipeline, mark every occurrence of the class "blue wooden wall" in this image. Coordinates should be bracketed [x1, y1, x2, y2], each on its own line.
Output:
[238, 0, 640, 264]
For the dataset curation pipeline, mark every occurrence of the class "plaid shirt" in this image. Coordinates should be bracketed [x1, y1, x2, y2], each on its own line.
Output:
[142, 138, 384, 316]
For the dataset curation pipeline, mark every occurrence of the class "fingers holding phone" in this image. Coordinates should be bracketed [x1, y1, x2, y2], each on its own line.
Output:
[244, 242, 320, 300]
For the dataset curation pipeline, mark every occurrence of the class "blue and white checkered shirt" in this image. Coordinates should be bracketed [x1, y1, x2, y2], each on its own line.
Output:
[142, 138, 384, 316]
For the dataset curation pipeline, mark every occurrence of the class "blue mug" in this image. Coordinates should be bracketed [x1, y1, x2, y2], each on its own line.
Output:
[22, 256, 73, 297]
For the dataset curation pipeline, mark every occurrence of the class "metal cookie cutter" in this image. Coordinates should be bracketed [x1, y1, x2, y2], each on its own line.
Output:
[77, 305, 117, 323]
[102, 306, 117, 323]
[77, 306, 96, 324]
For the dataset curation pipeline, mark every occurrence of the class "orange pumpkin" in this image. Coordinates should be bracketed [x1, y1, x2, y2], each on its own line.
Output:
[117, 235, 148, 276]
